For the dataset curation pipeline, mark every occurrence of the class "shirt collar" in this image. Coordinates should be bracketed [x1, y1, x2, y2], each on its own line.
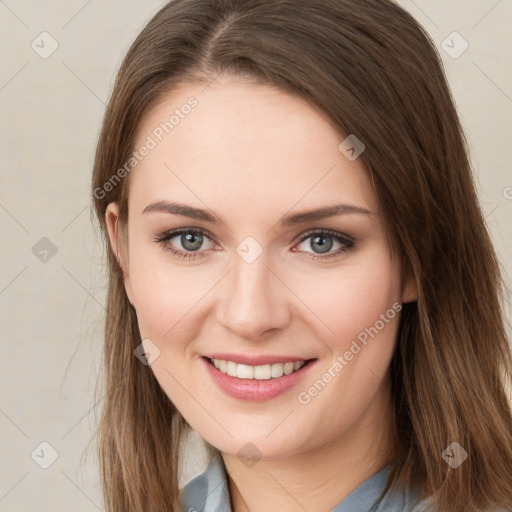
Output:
[180, 453, 428, 512]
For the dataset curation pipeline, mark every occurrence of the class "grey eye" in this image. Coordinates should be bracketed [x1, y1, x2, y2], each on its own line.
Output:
[297, 234, 342, 255]
[180, 232, 204, 251]
[309, 235, 334, 254]
[176, 231, 205, 251]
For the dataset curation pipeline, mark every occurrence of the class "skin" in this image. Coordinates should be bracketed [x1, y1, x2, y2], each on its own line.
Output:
[105, 76, 417, 512]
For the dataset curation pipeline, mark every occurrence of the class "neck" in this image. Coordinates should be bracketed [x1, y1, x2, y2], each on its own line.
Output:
[222, 381, 397, 512]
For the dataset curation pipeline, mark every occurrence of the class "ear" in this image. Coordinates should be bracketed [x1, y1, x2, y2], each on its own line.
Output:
[105, 202, 135, 305]
[400, 268, 418, 304]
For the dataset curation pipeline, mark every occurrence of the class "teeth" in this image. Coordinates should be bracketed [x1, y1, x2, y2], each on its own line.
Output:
[237, 364, 254, 379]
[226, 360, 237, 377]
[211, 359, 306, 379]
[254, 364, 271, 380]
[283, 362, 294, 375]
[271, 363, 284, 378]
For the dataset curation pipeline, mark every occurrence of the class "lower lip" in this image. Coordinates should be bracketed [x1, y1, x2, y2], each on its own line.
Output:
[202, 357, 317, 402]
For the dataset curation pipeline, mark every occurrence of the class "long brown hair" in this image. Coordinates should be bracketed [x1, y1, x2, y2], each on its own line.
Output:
[91, 1, 512, 510]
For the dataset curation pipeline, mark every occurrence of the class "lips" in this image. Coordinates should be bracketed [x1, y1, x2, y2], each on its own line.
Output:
[202, 355, 317, 401]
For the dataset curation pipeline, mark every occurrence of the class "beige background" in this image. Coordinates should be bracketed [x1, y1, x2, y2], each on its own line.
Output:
[1, 1, 511, 510]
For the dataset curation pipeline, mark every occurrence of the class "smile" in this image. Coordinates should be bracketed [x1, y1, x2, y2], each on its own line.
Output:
[210, 358, 306, 380]
[203, 356, 317, 401]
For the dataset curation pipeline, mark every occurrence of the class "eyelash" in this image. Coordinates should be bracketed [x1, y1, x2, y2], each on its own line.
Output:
[153, 228, 355, 261]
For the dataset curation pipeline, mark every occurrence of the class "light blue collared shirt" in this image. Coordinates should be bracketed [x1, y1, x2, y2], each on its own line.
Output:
[180, 454, 433, 511]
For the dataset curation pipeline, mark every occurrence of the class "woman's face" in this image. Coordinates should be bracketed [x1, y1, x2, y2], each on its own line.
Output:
[106, 76, 416, 461]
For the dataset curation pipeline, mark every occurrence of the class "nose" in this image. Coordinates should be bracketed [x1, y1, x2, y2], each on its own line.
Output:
[216, 252, 292, 341]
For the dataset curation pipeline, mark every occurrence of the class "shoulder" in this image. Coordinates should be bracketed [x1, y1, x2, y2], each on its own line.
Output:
[180, 454, 231, 512]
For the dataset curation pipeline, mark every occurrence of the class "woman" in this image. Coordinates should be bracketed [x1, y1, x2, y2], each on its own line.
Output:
[91, 1, 512, 511]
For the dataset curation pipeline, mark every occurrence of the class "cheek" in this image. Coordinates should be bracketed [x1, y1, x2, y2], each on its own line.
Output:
[125, 243, 206, 340]
[290, 255, 402, 351]
[291, 267, 401, 444]
[128, 239, 401, 347]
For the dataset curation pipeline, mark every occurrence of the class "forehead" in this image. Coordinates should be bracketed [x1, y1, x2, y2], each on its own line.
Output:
[128, 78, 378, 219]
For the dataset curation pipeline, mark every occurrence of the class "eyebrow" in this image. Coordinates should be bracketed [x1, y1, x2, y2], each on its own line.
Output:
[142, 200, 374, 227]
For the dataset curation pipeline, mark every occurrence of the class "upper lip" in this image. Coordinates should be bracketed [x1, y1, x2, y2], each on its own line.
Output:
[203, 353, 314, 366]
